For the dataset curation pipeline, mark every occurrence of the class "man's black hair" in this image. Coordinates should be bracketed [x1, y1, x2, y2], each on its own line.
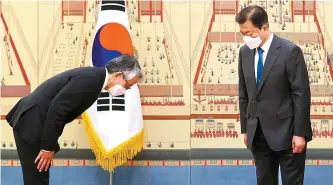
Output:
[235, 5, 269, 29]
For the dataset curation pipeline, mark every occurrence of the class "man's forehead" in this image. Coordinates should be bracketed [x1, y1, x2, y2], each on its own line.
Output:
[240, 20, 253, 29]
[240, 22, 259, 34]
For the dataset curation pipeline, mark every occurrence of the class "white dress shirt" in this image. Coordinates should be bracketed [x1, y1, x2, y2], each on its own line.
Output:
[254, 32, 274, 81]
[102, 68, 108, 90]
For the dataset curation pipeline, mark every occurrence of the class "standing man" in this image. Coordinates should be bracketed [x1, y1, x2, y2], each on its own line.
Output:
[236, 6, 312, 185]
[5, 55, 142, 185]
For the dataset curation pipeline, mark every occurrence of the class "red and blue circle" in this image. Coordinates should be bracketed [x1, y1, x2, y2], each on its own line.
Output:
[92, 22, 134, 67]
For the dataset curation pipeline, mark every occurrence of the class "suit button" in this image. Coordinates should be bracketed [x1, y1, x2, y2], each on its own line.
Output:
[256, 98, 260, 102]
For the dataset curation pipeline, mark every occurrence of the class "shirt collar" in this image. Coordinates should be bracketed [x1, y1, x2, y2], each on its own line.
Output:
[102, 68, 108, 89]
[260, 32, 274, 52]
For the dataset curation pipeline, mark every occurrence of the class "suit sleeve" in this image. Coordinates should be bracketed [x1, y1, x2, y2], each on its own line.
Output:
[286, 46, 311, 137]
[238, 49, 249, 134]
[40, 76, 94, 151]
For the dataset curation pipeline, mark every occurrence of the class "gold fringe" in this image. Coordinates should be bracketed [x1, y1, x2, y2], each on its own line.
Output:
[81, 112, 144, 172]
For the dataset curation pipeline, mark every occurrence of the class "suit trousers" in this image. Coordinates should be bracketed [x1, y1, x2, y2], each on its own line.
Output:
[251, 123, 306, 185]
[14, 131, 49, 185]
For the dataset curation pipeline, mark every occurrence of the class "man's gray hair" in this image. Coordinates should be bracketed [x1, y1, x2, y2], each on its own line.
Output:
[105, 54, 143, 80]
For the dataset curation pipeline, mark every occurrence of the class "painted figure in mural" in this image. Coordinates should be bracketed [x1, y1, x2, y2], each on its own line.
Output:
[5, 55, 142, 185]
[236, 5, 312, 185]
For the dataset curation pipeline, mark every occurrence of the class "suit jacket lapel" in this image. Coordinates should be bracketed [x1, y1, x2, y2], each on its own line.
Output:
[246, 48, 257, 92]
[257, 35, 282, 93]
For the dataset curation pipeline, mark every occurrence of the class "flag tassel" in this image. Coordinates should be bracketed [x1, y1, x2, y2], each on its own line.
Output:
[82, 112, 144, 172]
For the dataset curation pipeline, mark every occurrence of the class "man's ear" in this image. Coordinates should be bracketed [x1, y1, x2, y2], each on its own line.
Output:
[262, 25, 269, 31]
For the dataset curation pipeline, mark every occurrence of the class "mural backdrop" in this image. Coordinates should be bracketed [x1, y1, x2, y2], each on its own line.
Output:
[1, 0, 333, 185]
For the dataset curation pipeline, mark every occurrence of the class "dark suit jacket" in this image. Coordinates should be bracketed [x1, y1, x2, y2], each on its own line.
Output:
[6, 67, 106, 152]
[238, 35, 312, 151]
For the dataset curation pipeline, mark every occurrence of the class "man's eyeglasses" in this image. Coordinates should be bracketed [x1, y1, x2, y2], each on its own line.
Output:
[121, 72, 131, 89]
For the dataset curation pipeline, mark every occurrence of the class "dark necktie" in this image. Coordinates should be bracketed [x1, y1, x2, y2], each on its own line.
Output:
[257, 48, 264, 88]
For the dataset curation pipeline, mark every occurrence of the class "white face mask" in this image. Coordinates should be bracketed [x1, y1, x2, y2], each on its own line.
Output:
[243, 35, 262, 50]
[107, 85, 126, 97]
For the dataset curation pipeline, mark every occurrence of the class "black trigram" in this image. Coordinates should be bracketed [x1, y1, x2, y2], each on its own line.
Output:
[97, 92, 125, 112]
[101, 0, 125, 12]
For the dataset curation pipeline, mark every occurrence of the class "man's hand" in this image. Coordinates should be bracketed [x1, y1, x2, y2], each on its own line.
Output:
[292, 136, 305, 153]
[244, 134, 248, 147]
[34, 150, 54, 172]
